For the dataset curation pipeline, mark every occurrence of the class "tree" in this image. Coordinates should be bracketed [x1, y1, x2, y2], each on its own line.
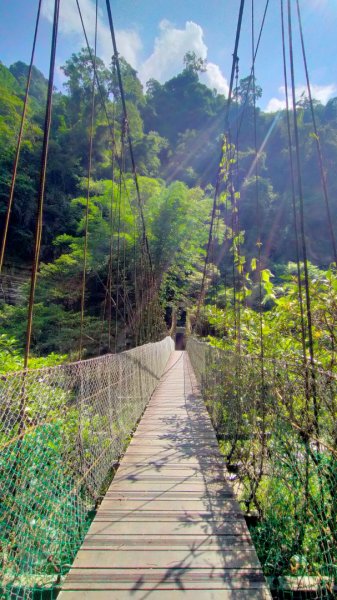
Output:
[110, 57, 144, 106]
[10, 61, 48, 104]
[133, 131, 168, 177]
[183, 51, 207, 74]
[233, 75, 262, 106]
[145, 78, 162, 100]
[61, 48, 110, 124]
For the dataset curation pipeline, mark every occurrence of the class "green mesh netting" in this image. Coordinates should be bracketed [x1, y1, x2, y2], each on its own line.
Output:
[1, 423, 91, 599]
[0, 337, 174, 599]
[187, 337, 337, 600]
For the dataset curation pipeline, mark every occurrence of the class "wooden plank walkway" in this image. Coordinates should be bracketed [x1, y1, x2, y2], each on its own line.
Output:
[60, 350, 271, 599]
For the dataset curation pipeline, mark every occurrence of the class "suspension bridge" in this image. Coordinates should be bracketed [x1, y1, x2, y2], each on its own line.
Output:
[1, 0, 337, 599]
[59, 349, 271, 599]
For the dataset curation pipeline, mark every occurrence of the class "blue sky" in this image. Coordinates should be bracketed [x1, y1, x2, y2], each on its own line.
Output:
[0, 0, 336, 112]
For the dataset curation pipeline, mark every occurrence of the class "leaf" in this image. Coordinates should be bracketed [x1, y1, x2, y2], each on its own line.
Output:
[218, 192, 228, 205]
[261, 269, 274, 283]
[251, 257, 257, 271]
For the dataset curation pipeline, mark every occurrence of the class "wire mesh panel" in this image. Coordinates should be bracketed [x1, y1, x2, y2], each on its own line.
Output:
[0, 336, 174, 599]
[187, 337, 337, 600]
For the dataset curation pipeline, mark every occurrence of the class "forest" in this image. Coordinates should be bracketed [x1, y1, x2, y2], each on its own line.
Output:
[1, 49, 337, 365]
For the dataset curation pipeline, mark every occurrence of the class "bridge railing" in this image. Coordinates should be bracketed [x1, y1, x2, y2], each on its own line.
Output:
[0, 336, 174, 598]
[187, 336, 337, 597]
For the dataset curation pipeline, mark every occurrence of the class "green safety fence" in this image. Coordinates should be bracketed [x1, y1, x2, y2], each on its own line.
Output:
[0, 336, 174, 599]
[187, 337, 337, 600]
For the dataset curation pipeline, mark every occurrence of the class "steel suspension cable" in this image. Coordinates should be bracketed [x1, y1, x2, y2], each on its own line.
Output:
[79, 0, 98, 360]
[23, 0, 60, 370]
[114, 122, 125, 353]
[251, 0, 265, 379]
[234, 57, 242, 352]
[75, 0, 114, 140]
[99, 124, 118, 355]
[230, 166, 237, 342]
[108, 101, 117, 352]
[237, 0, 269, 137]
[75, 0, 134, 187]
[295, 0, 337, 267]
[251, 0, 267, 503]
[195, 0, 245, 326]
[131, 161, 139, 345]
[121, 122, 128, 349]
[294, 1, 330, 522]
[105, 0, 153, 279]
[282, 0, 310, 516]
[98, 78, 130, 354]
[122, 124, 128, 349]
[280, 0, 307, 365]
[0, 0, 43, 272]
[75, 0, 148, 339]
[287, 0, 319, 436]
[227, 58, 241, 347]
[106, 0, 155, 338]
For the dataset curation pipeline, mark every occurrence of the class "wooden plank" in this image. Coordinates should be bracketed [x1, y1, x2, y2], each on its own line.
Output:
[60, 351, 271, 599]
[62, 568, 267, 590]
[115, 464, 223, 472]
[98, 501, 239, 513]
[93, 510, 243, 522]
[69, 548, 262, 569]
[60, 590, 272, 599]
[79, 535, 252, 545]
[112, 474, 224, 482]
[103, 488, 233, 498]
[110, 482, 225, 489]
[119, 457, 225, 464]
[88, 520, 248, 536]
[112, 470, 224, 478]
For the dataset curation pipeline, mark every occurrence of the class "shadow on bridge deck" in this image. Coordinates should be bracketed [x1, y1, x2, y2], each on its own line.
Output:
[59, 351, 271, 599]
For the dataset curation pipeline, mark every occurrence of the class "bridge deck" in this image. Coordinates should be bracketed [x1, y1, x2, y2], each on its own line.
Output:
[60, 350, 271, 599]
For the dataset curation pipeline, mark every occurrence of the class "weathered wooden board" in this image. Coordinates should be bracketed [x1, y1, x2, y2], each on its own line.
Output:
[59, 350, 271, 599]
[60, 590, 271, 599]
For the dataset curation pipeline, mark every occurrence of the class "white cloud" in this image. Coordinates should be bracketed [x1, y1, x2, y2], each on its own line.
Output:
[42, 0, 142, 68]
[265, 83, 337, 113]
[200, 62, 228, 96]
[139, 20, 206, 84]
[139, 20, 229, 96]
[43, 4, 228, 95]
[42, 0, 103, 43]
[298, 83, 337, 104]
[115, 29, 143, 69]
[265, 97, 287, 113]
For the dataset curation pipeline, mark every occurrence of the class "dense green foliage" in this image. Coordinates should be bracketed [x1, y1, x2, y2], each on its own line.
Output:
[1, 50, 337, 262]
[199, 263, 337, 368]
[1, 49, 337, 358]
[188, 337, 337, 597]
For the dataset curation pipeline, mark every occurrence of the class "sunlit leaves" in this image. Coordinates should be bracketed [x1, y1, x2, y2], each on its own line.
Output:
[261, 269, 274, 283]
